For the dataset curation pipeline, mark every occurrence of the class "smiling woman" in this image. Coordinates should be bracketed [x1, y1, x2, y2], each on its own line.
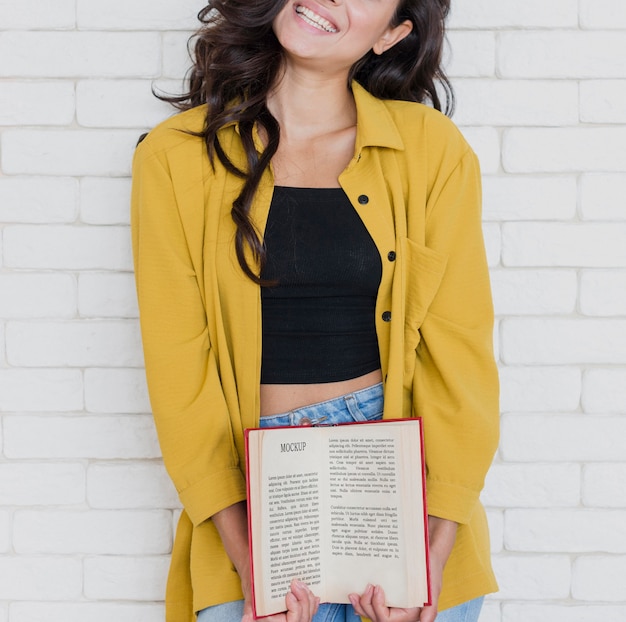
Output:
[132, 1, 498, 621]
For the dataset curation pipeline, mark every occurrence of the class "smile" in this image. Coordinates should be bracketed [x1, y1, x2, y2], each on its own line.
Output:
[295, 5, 338, 33]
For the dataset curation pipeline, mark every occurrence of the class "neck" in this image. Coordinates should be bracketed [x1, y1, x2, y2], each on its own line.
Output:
[267, 66, 357, 141]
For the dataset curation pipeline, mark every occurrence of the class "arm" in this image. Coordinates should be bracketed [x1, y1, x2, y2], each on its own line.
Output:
[350, 148, 498, 621]
[131, 138, 247, 526]
[415, 147, 499, 526]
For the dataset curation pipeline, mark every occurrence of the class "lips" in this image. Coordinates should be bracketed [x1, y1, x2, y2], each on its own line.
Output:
[295, 4, 338, 33]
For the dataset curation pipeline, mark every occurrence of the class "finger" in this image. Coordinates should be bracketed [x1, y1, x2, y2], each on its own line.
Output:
[370, 585, 390, 621]
[284, 590, 302, 622]
[353, 584, 378, 621]
[287, 580, 317, 621]
[417, 605, 438, 622]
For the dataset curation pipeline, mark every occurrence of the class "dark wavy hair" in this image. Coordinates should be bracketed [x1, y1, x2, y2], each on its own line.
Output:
[164, 0, 453, 283]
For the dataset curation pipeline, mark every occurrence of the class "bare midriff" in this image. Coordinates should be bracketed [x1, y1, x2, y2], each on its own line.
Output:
[259, 368, 382, 417]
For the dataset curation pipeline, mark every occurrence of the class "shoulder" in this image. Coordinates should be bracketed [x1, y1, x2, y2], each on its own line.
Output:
[383, 99, 473, 166]
[134, 105, 208, 167]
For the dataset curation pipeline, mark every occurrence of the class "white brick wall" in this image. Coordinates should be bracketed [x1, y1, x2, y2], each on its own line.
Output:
[1, 2, 625, 621]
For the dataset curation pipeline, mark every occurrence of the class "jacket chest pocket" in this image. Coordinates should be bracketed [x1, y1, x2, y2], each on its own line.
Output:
[401, 238, 448, 371]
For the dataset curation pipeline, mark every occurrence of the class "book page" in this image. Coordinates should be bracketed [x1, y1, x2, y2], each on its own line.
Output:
[322, 422, 426, 607]
[247, 420, 428, 616]
[248, 428, 326, 616]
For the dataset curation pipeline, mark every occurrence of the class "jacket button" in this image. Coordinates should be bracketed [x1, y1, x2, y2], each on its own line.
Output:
[387, 251, 396, 262]
[382, 311, 392, 322]
[358, 195, 369, 204]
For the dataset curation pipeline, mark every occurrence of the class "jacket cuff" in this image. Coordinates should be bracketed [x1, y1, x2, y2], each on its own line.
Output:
[425, 477, 481, 525]
[179, 467, 247, 526]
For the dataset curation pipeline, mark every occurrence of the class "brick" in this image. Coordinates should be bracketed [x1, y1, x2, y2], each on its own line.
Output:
[479, 602, 501, 622]
[0, 0, 75, 29]
[1, 130, 140, 176]
[459, 127, 500, 174]
[581, 80, 626, 124]
[482, 223, 501, 267]
[88, 463, 179, 509]
[0, 463, 84, 505]
[78, 273, 138, 318]
[491, 270, 577, 315]
[503, 127, 626, 173]
[162, 32, 195, 80]
[572, 556, 626, 601]
[482, 175, 577, 221]
[501, 414, 626, 462]
[580, 174, 626, 220]
[0, 557, 82, 600]
[0, 369, 83, 412]
[500, 366, 580, 413]
[0, 81, 75, 126]
[77, 0, 199, 30]
[503, 604, 626, 622]
[499, 32, 626, 79]
[0, 323, 5, 367]
[502, 223, 626, 268]
[490, 555, 570, 599]
[0, 32, 160, 78]
[80, 177, 131, 225]
[449, 0, 578, 28]
[10, 604, 164, 622]
[4, 226, 132, 270]
[0, 177, 78, 224]
[493, 320, 500, 363]
[0, 273, 76, 319]
[483, 464, 580, 508]
[583, 368, 626, 414]
[580, 0, 626, 28]
[445, 32, 496, 78]
[13, 510, 172, 555]
[581, 270, 626, 317]
[506, 510, 626, 552]
[6, 320, 143, 367]
[501, 318, 626, 365]
[3, 415, 160, 460]
[583, 464, 626, 507]
[0, 511, 9, 552]
[486, 510, 503, 554]
[84, 556, 170, 600]
[77, 80, 175, 129]
[454, 80, 578, 127]
[85, 368, 150, 414]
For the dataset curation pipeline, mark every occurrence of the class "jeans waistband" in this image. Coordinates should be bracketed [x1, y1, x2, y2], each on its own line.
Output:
[260, 382, 384, 428]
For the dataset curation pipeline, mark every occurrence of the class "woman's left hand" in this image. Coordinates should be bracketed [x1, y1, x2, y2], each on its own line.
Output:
[348, 516, 457, 622]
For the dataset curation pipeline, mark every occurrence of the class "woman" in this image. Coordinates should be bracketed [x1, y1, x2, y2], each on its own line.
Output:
[131, 1, 499, 621]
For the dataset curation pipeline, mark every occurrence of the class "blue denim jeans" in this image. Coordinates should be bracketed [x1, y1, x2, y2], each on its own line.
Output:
[196, 597, 484, 622]
[197, 384, 483, 622]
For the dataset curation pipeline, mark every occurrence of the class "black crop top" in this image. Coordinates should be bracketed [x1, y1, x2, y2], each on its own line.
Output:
[260, 186, 382, 384]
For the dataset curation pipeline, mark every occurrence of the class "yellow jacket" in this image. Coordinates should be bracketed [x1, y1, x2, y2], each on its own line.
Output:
[131, 82, 499, 621]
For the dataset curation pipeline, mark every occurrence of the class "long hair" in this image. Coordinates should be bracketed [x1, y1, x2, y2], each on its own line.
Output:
[163, 0, 453, 283]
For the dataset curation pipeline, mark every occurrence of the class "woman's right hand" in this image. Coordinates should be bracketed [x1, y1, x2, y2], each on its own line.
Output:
[242, 579, 319, 622]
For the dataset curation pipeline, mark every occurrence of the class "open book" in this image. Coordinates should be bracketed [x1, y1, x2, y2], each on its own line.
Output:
[245, 419, 430, 618]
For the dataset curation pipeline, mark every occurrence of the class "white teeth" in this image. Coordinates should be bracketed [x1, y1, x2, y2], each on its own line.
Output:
[295, 5, 338, 33]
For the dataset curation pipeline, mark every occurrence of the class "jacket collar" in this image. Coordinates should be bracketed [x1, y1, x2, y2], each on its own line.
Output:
[351, 80, 405, 152]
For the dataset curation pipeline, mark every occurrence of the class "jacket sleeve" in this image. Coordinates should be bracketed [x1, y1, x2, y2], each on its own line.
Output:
[131, 139, 247, 527]
[413, 147, 499, 525]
